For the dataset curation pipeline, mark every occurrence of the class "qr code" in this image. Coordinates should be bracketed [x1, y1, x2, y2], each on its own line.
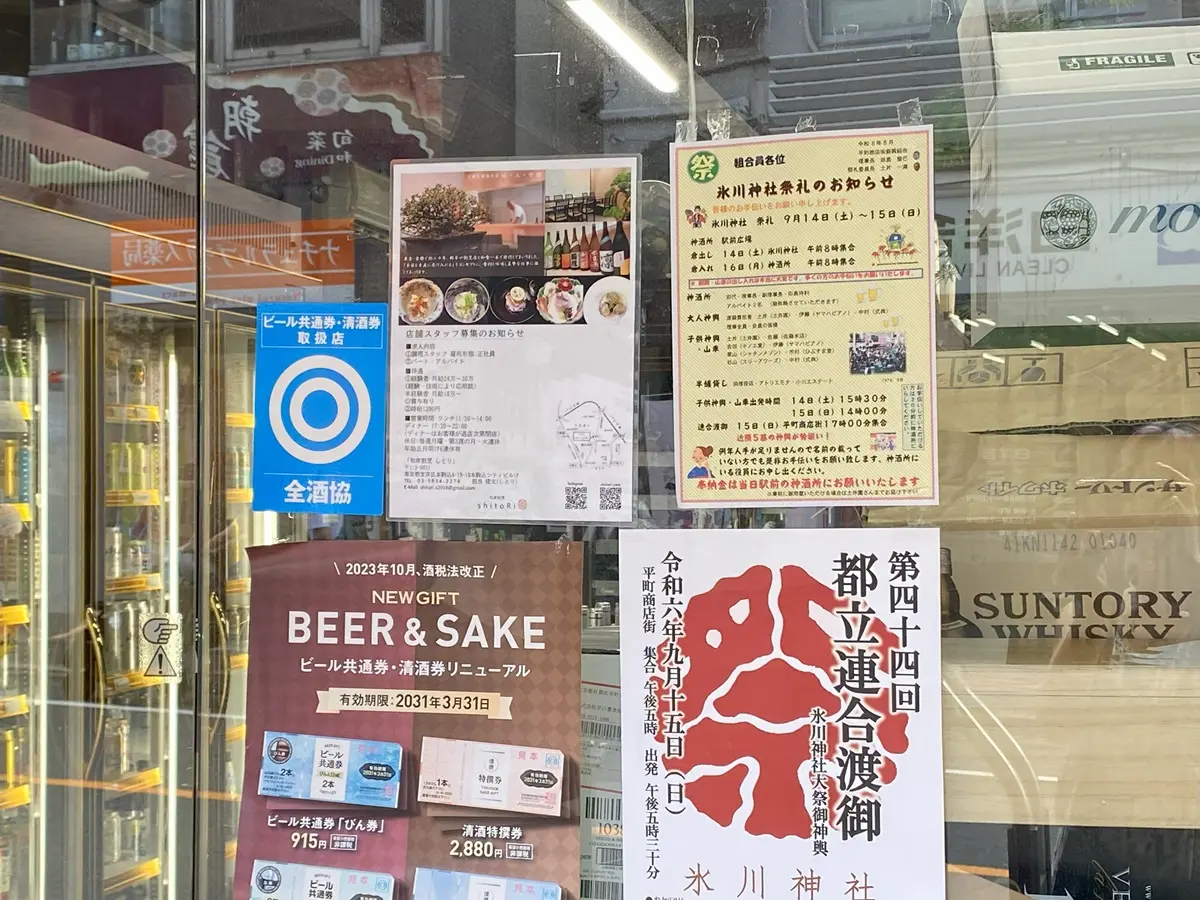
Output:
[565, 484, 588, 510]
[599, 485, 622, 511]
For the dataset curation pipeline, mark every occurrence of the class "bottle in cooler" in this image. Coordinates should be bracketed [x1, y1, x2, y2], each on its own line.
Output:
[105, 526, 123, 580]
[104, 342, 122, 406]
[122, 541, 143, 578]
[224, 447, 239, 490]
[237, 445, 251, 489]
[119, 443, 135, 492]
[106, 443, 123, 492]
[103, 810, 122, 863]
[7, 341, 29, 406]
[130, 540, 150, 574]
[228, 346, 251, 413]
[0, 333, 10, 406]
[126, 358, 147, 406]
[128, 442, 148, 491]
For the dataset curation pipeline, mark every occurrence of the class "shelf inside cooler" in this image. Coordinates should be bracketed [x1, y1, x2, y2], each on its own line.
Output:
[3, 504, 31, 524]
[106, 670, 170, 695]
[104, 765, 163, 796]
[225, 578, 250, 595]
[0, 402, 31, 432]
[226, 488, 253, 504]
[226, 722, 246, 744]
[105, 490, 162, 507]
[0, 694, 28, 719]
[104, 405, 161, 424]
[225, 412, 254, 429]
[0, 606, 29, 628]
[103, 856, 162, 895]
[0, 783, 30, 810]
[104, 573, 163, 595]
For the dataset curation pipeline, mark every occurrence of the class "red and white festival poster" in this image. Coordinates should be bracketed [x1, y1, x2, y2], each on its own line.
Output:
[619, 528, 944, 900]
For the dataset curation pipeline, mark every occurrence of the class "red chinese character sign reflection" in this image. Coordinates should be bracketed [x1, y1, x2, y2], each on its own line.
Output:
[619, 528, 944, 900]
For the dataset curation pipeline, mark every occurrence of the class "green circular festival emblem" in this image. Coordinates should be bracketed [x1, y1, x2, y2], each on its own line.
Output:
[686, 151, 719, 183]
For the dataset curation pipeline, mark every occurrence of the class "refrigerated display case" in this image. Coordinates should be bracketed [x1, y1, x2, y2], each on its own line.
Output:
[0, 274, 60, 900]
[89, 289, 197, 900]
[201, 310, 304, 899]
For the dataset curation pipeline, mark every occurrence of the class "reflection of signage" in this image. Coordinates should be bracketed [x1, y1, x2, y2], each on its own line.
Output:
[1059, 53, 1174, 70]
[945, 527, 1199, 641]
[130, 57, 440, 185]
[110, 218, 355, 304]
[1038, 194, 1096, 250]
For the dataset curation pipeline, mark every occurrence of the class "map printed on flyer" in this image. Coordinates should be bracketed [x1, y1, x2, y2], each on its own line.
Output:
[387, 157, 638, 524]
[671, 127, 938, 508]
[619, 528, 944, 900]
[580, 654, 622, 900]
[233, 540, 583, 900]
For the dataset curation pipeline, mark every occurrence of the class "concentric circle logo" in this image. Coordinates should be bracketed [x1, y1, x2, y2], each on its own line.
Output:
[268, 355, 371, 465]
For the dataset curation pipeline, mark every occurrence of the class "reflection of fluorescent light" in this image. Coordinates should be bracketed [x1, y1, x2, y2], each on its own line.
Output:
[1126, 337, 1146, 349]
[567, 0, 679, 92]
[963, 318, 979, 328]
[977, 317, 996, 326]
[1030, 340, 1046, 351]
[1086, 314, 1097, 321]
[1098, 321, 1119, 336]
[1151, 348, 1168, 361]
[948, 313, 965, 334]
[982, 352, 1004, 364]
[1067, 315, 1083, 323]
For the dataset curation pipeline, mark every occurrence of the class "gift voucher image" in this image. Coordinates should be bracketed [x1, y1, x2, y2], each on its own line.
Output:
[249, 860, 395, 900]
[258, 731, 403, 809]
[417, 737, 565, 816]
[232, 541, 583, 900]
[412, 867, 562, 900]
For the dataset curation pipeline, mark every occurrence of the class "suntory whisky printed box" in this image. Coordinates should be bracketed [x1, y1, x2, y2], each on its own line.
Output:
[412, 868, 562, 900]
[250, 860, 395, 900]
[417, 737, 565, 817]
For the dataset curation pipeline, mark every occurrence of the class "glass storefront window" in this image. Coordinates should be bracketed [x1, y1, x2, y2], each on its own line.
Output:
[0, 0, 1195, 896]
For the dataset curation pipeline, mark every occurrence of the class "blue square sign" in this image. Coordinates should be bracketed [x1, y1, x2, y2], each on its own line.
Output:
[252, 302, 388, 515]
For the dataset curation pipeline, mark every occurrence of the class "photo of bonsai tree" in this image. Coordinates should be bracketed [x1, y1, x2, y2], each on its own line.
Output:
[401, 184, 490, 237]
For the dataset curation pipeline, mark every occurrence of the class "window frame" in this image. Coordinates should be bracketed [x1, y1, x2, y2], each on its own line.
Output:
[212, 0, 440, 70]
[813, 0, 934, 46]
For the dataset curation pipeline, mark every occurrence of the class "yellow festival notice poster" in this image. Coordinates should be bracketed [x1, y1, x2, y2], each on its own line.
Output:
[671, 126, 938, 508]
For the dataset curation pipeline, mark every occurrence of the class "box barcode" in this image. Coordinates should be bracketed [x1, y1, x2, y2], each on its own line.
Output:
[583, 720, 621, 742]
[581, 880, 622, 900]
[596, 848, 623, 867]
[584, 795, 621, 822]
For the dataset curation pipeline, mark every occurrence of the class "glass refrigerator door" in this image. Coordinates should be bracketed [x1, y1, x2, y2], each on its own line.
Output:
[93, 292, 197, 900]
[0, 270, 91, 900]
[199, 312, 304, 899]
